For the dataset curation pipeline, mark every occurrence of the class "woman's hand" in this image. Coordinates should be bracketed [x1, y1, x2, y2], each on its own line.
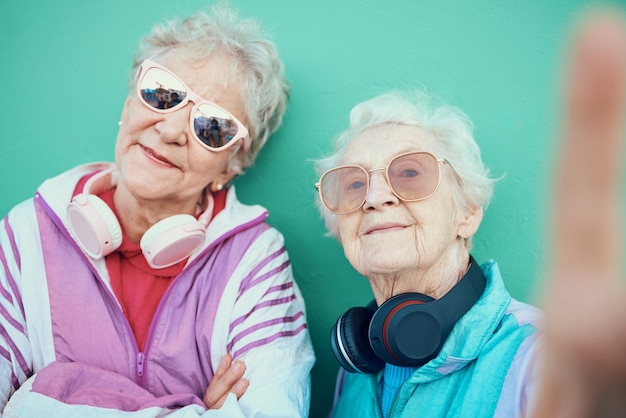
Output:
[532, 8, 626, 418]
[203, 354, 249, 410]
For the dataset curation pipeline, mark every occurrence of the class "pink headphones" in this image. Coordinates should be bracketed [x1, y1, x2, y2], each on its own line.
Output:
[67, 167, 213, 269]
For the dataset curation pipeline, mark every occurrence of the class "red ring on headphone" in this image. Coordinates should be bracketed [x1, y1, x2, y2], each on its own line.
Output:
[381, 299, 428, 363]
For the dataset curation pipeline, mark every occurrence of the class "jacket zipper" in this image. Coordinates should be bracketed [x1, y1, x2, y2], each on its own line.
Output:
[137, 352, 146, 381]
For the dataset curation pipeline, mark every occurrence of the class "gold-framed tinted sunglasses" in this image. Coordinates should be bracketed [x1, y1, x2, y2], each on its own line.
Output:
[315, 151, 452, 215]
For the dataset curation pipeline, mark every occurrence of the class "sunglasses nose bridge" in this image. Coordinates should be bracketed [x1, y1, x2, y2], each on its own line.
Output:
[367, 167, 391, 190]
[362, 167, 398, 208]
[367, 166, 385, 175]
[184, 89, 202, 107]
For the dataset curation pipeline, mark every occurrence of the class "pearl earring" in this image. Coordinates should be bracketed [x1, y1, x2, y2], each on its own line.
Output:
[215, 183, 223, 191]
[118, 121, 123, 126]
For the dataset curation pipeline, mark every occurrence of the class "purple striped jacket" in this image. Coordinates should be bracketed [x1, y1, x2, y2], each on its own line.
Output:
[0, 163, 314, 417]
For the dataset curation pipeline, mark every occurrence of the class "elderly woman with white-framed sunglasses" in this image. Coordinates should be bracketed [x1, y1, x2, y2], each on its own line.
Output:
[0, 5, 313, 418]
[315, 90, 541, 418]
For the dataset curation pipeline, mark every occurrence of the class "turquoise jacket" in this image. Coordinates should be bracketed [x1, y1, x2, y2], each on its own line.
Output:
[330, 260, 540, 418]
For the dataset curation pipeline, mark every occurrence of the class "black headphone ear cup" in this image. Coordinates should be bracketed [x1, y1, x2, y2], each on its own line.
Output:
[331, 307, 384, 374]
[369, 293, 439, 367]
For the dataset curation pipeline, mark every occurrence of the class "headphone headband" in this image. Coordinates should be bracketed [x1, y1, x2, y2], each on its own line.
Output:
[83, 167, 119, 195]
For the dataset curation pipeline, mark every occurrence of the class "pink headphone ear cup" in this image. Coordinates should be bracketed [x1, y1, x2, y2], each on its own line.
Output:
[67, 194, 123, 259]
[140, 214, 206, 269]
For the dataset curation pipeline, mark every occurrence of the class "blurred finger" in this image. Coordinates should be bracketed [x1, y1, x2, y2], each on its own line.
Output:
[533, 9, 626, 418]
[553, 9, 626, 284]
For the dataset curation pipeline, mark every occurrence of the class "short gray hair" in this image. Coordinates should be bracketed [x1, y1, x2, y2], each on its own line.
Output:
[314, 90, 497, 239]
[130, 4, 289, 172]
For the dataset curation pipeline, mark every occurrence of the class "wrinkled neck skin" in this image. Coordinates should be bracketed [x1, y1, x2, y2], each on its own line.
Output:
[368, 239, 470, 306]
[113, 181, 204, 244]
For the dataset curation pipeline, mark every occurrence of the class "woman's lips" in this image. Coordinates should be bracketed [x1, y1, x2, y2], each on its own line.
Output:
[141, 145, 178, 168]
[365, 224, 407, 235]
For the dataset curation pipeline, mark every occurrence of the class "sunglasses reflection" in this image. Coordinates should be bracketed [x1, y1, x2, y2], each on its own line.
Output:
[194, 115, 238, 148]
[142, 83, 186, 110]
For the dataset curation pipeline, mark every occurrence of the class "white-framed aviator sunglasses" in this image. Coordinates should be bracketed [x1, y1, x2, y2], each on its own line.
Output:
[135, 59, 249, 152]
[315, 151, 453, 215]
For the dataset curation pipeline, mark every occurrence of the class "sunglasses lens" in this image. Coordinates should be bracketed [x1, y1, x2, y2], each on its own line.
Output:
[320, 167, 368, 214]
[193, 103, 242, 149]
[138, 67, 187, 110]
[388, 153, 440, 200]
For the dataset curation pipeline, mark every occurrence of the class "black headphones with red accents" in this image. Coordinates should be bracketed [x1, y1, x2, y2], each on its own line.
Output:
[330, 255, 486, 374]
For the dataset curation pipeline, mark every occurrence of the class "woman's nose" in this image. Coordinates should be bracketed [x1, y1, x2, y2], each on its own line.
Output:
[362, 171, 399, 211]
[155, 103, 192, 145]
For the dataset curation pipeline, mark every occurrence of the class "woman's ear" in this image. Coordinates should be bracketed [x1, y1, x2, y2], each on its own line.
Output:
[457, 206, 483, 239]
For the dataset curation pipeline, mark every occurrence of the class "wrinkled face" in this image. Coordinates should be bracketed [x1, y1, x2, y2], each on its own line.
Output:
[336, 124, 473, 278]
[114, 51, 247, 205]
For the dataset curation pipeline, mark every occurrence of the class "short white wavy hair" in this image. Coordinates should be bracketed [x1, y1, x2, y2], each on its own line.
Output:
[130, 3, 289, 173]
[314, 89, 497, 241]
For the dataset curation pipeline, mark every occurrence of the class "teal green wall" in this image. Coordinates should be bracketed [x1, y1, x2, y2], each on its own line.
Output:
[1, 1, 619, 416]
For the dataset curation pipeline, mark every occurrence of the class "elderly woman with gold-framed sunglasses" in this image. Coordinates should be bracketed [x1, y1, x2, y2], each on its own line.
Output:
[0, 5, 313, 417]
[314, 90, 528, 417]
[317, 10, 626, 417]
